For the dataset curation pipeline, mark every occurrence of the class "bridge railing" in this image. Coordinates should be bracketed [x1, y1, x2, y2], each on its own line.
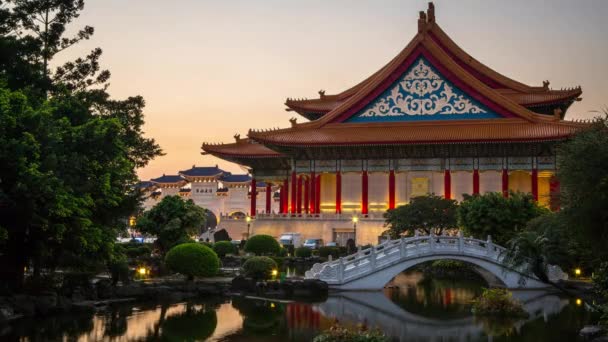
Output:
[305, 233, 506, 284]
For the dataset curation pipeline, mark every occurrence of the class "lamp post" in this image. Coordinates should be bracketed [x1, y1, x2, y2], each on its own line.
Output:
[246, 215, 252, 240]
[352, 216, 358, 245]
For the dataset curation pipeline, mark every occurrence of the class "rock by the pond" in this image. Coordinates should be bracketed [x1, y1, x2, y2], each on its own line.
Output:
[581, 325, 604, 339]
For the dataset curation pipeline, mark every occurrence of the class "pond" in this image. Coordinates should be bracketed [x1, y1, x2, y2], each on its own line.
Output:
[2, 270, 596, 341]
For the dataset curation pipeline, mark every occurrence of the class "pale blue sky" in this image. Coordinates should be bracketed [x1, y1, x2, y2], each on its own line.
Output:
[57, 0, 608, 178]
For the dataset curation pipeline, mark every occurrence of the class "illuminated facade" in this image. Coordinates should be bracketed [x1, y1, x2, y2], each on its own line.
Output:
[202, 3, 588, 245]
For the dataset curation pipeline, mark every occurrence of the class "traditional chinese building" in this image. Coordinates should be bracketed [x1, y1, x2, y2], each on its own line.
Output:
[202, 3, 588, 245]
[139, 166, 279, 238]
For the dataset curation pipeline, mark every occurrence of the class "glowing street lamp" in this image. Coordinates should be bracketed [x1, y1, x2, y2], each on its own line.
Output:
[574, 268, 582, 277]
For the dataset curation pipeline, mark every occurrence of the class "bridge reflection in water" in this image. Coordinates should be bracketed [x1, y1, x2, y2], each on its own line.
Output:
[313, 289, 568, 341]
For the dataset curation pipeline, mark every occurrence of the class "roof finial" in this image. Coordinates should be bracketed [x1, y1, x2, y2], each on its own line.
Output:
[427, 2, 435, 23]
[289, 117, 297, 127]
[543, 80, 550, 90]
[418, 11, 427, 33]
[319, 89, 326, 99]
[234, 133, 242, 143]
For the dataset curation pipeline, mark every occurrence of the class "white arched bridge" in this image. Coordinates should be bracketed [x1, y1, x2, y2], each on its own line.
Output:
[305, 233, 566, 290]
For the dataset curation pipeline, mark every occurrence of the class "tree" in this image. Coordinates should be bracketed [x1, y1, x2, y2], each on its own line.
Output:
[557, 112, 608, 265]
[136, 196, 206, 253]
[457, 192, 547, 246]
[384, 195, 458, 237]
[0, 1, 162, 289]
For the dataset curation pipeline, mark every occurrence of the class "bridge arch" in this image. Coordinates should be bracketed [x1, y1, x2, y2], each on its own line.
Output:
[305, 235, 562, 290]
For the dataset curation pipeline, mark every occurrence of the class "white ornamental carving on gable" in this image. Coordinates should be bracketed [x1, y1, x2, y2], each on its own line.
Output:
[359, 59, 487, 117]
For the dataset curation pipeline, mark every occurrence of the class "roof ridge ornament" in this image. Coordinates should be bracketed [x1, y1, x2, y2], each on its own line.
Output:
[418, 11, 427, 33]
[319, 89, 326, 99]
[289, 117, 297, 127]
[427, 2, 435, 23]
[234, 133, 243, 144]
[543, 80, 550, 90]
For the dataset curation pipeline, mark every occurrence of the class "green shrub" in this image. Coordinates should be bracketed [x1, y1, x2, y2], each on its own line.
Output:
[213, 241, 236, 257]
[242, 256, 277, 280]
[244, 235, 280, 256]
[165, 243, 220, 279]
[124, 244, 152, 258]
[295, 247, 312, 258]
[277, 247, 288, 257]
[593, 262, 608, 299]
[108, 259, 130, 285]
[313, 323, 388, 342]
[318, 246, 341, 259]
[471, 288, 528, 318]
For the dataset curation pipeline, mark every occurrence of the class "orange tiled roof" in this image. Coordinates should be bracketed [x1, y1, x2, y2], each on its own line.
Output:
[248, 119, 588, 146]
[285, 3, 581, 118]
[202, 138, 284, 158]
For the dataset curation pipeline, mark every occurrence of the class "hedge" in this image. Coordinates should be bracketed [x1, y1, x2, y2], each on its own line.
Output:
[244, 235, 280, 256]
[242, 256, 278, 280]
[213, 241, 236, 257]
[318, 246, 341, 259]
[295, 247, 312, 258]
[165, 243, 220, 279]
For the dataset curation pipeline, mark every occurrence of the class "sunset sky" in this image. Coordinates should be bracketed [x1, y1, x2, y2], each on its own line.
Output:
[58, 0, 608, 180]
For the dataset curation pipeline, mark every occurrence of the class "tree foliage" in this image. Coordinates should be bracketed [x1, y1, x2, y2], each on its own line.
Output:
[557, 112, 608, 264]
[242, 256, 277, 280]
[0, 1, 162, 289]
[457, 192, 547, 246]
[136, 196, 206, 253]
[165, 243, 219, 279]
[384, 195, 458, 237]
[213, 240, 236, 258]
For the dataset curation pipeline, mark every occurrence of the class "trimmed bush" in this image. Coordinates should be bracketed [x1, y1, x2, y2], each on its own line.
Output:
[318, 246, 341, 259]
[295, 247, 312, 258]
[213, 241, 236, 257]
[242, 256, 278, 280]
[165, 243, 220, 279]
[277, 247, 288, 257]
[244, 235, 280, 256]
[471, 288, 528, 317]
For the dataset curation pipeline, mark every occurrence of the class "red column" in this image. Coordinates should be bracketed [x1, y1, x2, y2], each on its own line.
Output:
[550, 176, 560, 211]
[290, 171, 297, 214]
[502, 169, 509, 198]
[335, 172, 342, 214]
[531, 169, 538, 201]
[315, 175, 321, 214]
[282, 178, 289, 214]
[297, 176, 303, 214]
[362, 171, 369, 215]
[250, 178, 257, 217]
[309, 171, 315, 214]
[303, 177, 309, 214]
[388, 170, 396, 209]
[265, 183, 271, 214]
[473, 169, 480, 195]
[444, 169, 451, 199]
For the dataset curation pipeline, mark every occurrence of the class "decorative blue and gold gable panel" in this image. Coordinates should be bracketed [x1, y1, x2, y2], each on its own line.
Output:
[346, 57, 501, 122]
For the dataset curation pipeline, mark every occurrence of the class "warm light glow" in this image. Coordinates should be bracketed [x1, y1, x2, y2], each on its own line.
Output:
[270, 302, 276, 308]
[246, 216, 251, 223]
[575, 268, 582, 276]
[576, 298, 583, 306]
[138, 267, 148, 275]
[352, 216, 359, 223]
[271, 269, 278, 277]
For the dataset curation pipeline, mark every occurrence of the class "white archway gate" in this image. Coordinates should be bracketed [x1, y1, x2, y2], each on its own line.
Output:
[305, 233, 566, 290]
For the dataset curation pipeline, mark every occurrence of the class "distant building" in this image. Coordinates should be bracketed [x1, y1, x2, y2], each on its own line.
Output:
[138, 165, 279, 239]
[202, 3, 589, 246]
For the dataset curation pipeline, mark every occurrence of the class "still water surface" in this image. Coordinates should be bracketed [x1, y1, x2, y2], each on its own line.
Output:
[3, 270, 595, 341]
